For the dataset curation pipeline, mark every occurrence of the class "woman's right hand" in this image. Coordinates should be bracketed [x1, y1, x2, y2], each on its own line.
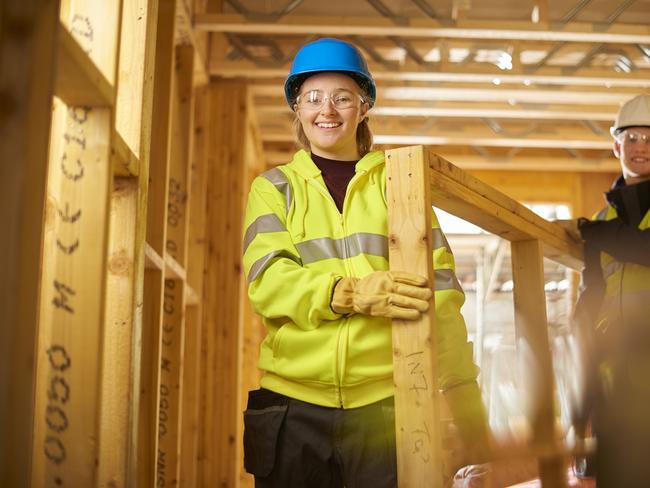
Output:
[331, 270, 432, 320]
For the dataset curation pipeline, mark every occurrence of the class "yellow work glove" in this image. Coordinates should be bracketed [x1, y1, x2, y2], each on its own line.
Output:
[331, 270, 432, 320]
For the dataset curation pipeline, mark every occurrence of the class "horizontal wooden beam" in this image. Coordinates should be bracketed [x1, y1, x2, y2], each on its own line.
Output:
[421, 147, 584, 269]
[175, 0, 208, 86]
[374, 135, 611, 149]
[112, 130, 140, 177]
[264, 151, 619, 172]
[55, 22, 114, 106]
[262, 131, 612, 149]
[251, 84, 636, 106]
[212, 64, 650, 89]
[195, 14, 650, 44]
[256, 104, 617, 121]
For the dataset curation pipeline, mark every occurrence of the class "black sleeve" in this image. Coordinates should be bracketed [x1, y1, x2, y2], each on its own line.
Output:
[578, 218, 650, 266]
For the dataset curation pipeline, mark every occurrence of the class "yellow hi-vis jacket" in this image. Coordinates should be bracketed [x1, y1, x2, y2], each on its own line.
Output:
[593, 204, 650, 334]
[242, 149, 478, 408]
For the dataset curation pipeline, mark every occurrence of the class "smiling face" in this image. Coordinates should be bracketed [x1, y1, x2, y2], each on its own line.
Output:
[614, 126, 650, 184]
[294, 72, 369, 160]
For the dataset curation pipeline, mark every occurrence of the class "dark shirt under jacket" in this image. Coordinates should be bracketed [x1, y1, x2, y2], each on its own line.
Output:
[311, 153, 358, 214]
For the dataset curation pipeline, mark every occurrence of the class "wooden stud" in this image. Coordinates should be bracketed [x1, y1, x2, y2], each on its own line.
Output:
[32, 100, 113, 487]
[166, 44, 195, 268]
[237, 89, 268, 488]
[157, 42, 195, 485]
[0, 2, 60, 486]
[139, 269, 165, 487]
[180, 85, 210, 488]
[31, 1, 121, 483]
[124, 0, 160, 482]
[385, 146, 444, 488]
[137, 0, 177, 486]
[146, 0, 176, 256]
[158, 278, 187, 486]
[199, 79, 248, 487]
[98, 177, 138, 487]
[114, 0, 150, 159]
[511, 239, 567, 487]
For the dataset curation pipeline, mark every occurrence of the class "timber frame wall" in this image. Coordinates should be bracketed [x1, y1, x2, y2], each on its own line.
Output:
[0, 0, 263, 487]
[385, 145, 587, 488]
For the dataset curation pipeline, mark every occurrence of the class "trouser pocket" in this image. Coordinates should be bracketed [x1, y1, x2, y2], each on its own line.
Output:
[243, 389, 289, 477]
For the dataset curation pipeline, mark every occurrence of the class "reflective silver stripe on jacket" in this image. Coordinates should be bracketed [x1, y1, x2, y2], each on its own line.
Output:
[434, 268, 463, 293]
[243, 213, 286, 254]
[296, 233, 388, 264]
[247, 249, 302, 283]
[602, 260, 623, 280]
[432, 228, 452, 254]
[261, 168, 292, 213]
[595, 207, 609, 221]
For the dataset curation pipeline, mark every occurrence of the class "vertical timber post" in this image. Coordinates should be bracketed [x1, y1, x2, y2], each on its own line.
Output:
[385, 146, 444, 488]
[511, 239, 567, 487]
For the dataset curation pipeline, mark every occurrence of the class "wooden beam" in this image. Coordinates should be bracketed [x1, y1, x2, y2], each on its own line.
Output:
[56, 23, 114, 107]
[98, 177, 138, 487]
[179, 85, 210, 488]
[511, 239, 567, 487]
[115, 0, 151, 159]
[112, 129, 140, 177]
[265, 151, 619, 172]
[174, 0, 209, 86]
[195, 14, 650, 44]
[263, 131, 612, 150]
[164, 254, 187, 281]
[32, 101, 113, 487]
[124, 0, 160, 482]
[258, 104, 618, 121]
[138, 1, 177, 486]
[385, 146, 444, 487]
[252, 84, 638, 106]
[421, 148, 584, 269]
[58, 0, 119, 86]
[0, 2, 59, 486]
[158, 278, 186, 487]
[211, 62, 650, 89]
[200, 79, 249, 487]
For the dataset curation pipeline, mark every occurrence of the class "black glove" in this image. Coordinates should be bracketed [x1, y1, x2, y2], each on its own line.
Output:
[578, 218, 650, 266]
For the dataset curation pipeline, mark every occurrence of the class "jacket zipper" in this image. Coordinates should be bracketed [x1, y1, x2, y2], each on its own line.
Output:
[307, 170, 369, 408]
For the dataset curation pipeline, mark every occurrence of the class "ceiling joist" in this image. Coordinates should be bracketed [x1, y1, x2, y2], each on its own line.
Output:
[195, 14, 650, 44]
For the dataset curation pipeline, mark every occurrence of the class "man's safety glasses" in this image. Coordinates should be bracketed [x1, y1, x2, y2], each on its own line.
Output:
[618, 131, 650, 145]
[295, 89, 365, 111]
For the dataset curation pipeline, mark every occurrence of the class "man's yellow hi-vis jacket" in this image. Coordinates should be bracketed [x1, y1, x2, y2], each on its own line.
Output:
[592, 203, 650, 334]
[242, 150, 478, 408]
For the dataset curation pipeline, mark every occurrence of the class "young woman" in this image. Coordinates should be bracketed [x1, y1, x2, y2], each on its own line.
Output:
[242, 38, 488, 488]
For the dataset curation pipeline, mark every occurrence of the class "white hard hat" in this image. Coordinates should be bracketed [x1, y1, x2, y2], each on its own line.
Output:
[611, 94, 650, 137]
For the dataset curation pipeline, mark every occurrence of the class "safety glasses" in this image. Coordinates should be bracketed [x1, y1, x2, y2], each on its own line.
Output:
[295, 89, 365, 111]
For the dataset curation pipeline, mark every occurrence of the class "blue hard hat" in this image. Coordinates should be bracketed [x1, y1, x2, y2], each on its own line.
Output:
[284, 38, 376, 109]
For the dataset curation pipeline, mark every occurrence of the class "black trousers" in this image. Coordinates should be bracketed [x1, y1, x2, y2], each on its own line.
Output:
[243, 388, 397, 488]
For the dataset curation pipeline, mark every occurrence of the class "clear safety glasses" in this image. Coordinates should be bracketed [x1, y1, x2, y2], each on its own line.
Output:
[618, 131, 650, 145]
[295, 89, 365, 111]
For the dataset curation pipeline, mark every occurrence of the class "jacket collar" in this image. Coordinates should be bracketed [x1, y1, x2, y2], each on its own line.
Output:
[605, 175, 650, 226]
[287, 149, 385, 180]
